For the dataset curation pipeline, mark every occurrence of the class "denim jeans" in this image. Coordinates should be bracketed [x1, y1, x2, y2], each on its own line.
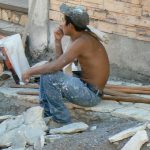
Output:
[40, 71, 101, 123]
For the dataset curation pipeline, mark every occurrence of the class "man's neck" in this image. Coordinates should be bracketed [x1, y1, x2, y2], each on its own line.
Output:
[70, 31, 84, 41]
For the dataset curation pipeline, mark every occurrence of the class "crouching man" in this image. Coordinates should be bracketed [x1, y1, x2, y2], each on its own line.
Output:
[22, 3, 110, 125]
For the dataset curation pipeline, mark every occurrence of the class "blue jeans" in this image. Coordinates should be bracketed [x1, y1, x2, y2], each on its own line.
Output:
[40, 71, 101, 123]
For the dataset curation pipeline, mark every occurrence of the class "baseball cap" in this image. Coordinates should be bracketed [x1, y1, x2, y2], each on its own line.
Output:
[60, 3, 89, 28]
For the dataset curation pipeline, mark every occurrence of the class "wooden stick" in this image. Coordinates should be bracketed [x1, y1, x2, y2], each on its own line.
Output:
[10, 84, 39, 89]
[107, 88, 150, 95]
[103, 89, 137, 97]
[106, 84, 150, 91]
[102, 95, 150, 104]
[17, 91, 39, 96]
[16, 89, 134, 97]
[16, 89, 150, 104]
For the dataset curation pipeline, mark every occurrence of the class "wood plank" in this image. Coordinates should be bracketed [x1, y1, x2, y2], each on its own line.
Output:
[106, 84, 150, 91]
[103, 95, 150, 104]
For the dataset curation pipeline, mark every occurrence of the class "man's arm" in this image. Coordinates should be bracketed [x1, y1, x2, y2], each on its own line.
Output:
[22, 39, 84, 82]
[54, 27, 64, 59]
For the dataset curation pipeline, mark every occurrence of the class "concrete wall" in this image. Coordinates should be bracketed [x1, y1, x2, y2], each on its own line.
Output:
[104, 34, 150, 83]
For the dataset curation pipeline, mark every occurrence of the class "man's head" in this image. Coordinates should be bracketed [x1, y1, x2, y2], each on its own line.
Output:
[60, 3, 89, 34]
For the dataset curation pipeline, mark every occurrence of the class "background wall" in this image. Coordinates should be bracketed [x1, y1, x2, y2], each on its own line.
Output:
[49, 0, 150, 42]
[0, 0, 150, 83]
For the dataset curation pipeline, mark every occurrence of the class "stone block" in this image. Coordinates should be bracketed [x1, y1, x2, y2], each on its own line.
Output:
[10, 12, 21, 24]
[19, 15, 28, 26]
[1, 9, 11, 21]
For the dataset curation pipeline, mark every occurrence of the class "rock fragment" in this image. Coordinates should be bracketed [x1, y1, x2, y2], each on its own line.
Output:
[121, 130, 149, 150]
[50, 122, 88, 134]
[109, 123, 147, 143]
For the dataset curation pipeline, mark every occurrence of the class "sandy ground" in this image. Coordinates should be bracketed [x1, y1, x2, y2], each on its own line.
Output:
[43, 117, 150, 150]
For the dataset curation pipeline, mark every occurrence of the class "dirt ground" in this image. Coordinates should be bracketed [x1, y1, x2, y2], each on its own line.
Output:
[43, 117, 150, 150]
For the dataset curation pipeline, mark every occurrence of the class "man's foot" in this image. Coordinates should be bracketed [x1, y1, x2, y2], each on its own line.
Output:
[44, 117, 66, 129]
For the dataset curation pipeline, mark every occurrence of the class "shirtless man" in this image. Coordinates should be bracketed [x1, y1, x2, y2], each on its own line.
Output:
[22, 3, 110, 124]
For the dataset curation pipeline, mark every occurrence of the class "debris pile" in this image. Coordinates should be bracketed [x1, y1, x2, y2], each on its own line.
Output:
[109, 123, 149, 150]
[0, 106, 89, 150]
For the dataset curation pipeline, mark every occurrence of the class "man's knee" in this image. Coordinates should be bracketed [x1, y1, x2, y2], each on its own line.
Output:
[40, 74, 50, 83]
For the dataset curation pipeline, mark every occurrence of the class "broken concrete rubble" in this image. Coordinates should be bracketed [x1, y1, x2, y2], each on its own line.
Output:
[50, 122, 89, 134]
[121, 130, 149, 150]
[0, 115, 13, 122]
[109, 123, 147, 143]
[0, 106, 47, 150]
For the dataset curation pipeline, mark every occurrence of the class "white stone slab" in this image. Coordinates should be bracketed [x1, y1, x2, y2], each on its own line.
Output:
[109, 124, 147, 143]
[50, 122, 88, 134]
[121, 130, 149, 150]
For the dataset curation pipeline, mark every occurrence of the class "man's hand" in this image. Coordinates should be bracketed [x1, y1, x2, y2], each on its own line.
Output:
[22, 71, 31, 84]
[54, 26, 64, 41]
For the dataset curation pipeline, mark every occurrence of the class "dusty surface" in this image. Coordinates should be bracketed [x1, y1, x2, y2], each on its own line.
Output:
[43, 117, 149, 150]
[0, 78, 150, 150]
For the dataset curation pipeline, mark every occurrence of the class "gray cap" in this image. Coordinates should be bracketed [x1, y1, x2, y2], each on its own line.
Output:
[60, 3, 89, 28]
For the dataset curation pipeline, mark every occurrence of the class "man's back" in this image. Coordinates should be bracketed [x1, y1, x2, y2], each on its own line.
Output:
[77, 32, 110, 90]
